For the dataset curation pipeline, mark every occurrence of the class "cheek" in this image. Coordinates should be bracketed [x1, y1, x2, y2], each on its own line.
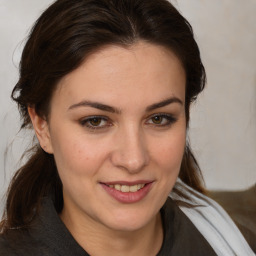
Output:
[151, 129, 186, 171]
[50, 128, 109, 178]
[157, 129, 186, 156]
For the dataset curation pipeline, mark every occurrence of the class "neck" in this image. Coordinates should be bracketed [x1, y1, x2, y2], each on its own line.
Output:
[60, 208, 163, 256]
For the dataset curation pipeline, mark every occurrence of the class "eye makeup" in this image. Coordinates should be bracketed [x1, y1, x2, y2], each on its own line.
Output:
[79, 112, 178, 133]
[146, 113, 177, 127]
[79, 115, 112, 130]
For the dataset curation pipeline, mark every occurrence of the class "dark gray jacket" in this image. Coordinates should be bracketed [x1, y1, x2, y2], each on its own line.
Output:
[0, 197, 216, 256]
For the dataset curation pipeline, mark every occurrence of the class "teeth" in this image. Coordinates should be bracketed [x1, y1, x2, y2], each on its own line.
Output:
[129, 185, 138, 192]
[109, 184, 145, 192]
[114, 184, 121, 191]
[121, 185, 129, 192]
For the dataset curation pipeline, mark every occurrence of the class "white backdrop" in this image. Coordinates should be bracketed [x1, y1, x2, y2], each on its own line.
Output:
[0, 0, 256, 213]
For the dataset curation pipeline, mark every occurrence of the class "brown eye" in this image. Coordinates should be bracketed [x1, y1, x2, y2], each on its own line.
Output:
[146, 114, 177, 127]
[152, 116, 163, 124]
[89, 118, 102, 126]
[80, 116, 111, 130]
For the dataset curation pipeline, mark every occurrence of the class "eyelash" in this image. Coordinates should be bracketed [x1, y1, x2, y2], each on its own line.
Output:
[146, 113, 177, 127]
[79, 116, 111, 130]
[79, 113, 177, 131]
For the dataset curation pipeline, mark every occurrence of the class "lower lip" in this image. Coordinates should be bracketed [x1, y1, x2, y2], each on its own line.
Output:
[101, 183, 153, 203]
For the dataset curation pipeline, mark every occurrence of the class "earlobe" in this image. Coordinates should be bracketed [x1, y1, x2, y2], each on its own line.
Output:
[28, 107, 54, 154]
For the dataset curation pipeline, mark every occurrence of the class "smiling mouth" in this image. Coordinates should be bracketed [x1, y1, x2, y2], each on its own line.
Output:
[106, 184, 146, 193]
[100, 181, 153, 203]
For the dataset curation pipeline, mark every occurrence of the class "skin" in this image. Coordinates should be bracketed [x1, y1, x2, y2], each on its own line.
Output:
[29, 41, 186, 255]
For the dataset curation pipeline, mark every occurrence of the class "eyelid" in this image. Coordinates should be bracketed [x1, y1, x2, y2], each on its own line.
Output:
[145, 113, 177, 126]
[79, 113, 177, 131]
[79, 115, 112, 130]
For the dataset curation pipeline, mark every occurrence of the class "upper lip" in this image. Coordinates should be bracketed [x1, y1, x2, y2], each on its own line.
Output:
[100, 180, 154, 186]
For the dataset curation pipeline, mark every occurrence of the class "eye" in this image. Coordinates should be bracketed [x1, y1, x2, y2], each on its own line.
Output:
[146, 113, 177, 127]
[79, 116, 111, 130]
[151, 116, 164, 124]
[88, 117, 104, 126]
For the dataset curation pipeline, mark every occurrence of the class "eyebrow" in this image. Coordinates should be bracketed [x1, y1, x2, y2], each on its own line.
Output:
[68, 96, 183, 114]
[146, 97, 183, 112]
[68, 100, 121, 114]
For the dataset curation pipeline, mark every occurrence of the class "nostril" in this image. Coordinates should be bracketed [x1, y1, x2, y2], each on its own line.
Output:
[110, 153, 148, 173]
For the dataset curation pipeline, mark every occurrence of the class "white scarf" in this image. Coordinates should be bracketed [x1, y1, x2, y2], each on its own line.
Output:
[170, 179, 255, 256]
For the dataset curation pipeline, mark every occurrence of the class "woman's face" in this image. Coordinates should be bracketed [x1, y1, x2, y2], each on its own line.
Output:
[44, 42, 186, 232]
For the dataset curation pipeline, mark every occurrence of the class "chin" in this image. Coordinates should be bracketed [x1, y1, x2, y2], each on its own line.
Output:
[102, 209, 157, 233]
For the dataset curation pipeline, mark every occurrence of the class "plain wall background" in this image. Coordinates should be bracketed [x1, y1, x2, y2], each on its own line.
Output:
[1, 0, 256, 214]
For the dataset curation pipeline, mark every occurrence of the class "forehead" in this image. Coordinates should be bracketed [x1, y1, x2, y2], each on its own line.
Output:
[53, 41, 186, 109]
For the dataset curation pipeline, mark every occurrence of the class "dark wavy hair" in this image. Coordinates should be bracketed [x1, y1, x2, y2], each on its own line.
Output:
[1, 0, 206, 231]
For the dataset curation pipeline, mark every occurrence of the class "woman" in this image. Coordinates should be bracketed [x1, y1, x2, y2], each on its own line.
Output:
[0, 0, 254, 255]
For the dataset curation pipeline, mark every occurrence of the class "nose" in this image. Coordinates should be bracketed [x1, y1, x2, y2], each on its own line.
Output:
[110, 126, 149, 174]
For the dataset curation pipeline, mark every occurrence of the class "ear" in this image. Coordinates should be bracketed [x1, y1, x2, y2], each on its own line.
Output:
[28, 107, 53, 154]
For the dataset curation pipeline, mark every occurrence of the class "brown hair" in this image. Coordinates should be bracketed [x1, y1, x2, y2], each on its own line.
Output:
[1, 0, 206, 231]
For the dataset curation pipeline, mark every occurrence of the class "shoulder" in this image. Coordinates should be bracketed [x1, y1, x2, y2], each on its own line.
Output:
[170, 179, 255, 256]
[0, 228, 54, 256]
[0, 234, 16, 256]
[0, 229, 31, 256]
